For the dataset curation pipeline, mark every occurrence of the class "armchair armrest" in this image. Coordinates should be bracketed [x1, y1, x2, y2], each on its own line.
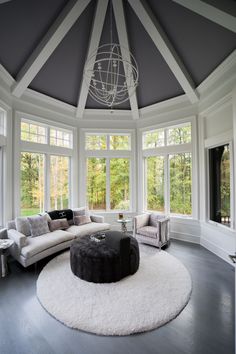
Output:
[7, 229, 28, 249]
[134, 214, 150, 232]
[90, 214, 104, 223]
[0, 228, 7, 239]
[157, 217, 170, 224]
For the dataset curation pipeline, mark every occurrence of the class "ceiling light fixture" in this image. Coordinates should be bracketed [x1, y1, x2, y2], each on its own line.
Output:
[83, 1, 138, 109]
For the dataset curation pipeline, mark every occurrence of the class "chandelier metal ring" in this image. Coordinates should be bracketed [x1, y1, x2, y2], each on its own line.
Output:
[84, 43, 139, 108]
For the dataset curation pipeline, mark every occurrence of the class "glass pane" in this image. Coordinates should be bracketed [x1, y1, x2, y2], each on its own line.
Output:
[50, 128, 72, 148]
[170, 153, 192, 215]
[143, 129, 164, 149]
[167, 123, 191, 145]
[20, 152, 45, 216]
[110, 135, 131, 150]
[21, 121, 46, 144]
[146, 156, 165, 211]
[87, 158, 106, 210]
[85, 135, 107, 150]
[110, 158, 130, 210]
[209, 144, 231, 227]
[50, 156, 69, 210]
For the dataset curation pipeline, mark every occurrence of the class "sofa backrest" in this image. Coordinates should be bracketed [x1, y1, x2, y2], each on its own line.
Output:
[7, 220, 16, 230]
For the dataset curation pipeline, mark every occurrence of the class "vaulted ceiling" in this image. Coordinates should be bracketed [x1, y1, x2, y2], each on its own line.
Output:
[0, 0, 235, 117]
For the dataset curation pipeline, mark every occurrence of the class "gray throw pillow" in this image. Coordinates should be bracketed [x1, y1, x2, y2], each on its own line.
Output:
[48, 218, 69, 232]
[73, 207, 87, 218]
[15, 217, 31, 236]
[74, 215, 91, 226]
[28, 215, 50, 237]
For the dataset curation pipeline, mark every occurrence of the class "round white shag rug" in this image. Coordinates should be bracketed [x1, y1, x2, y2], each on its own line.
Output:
[37, 246, 192, 335]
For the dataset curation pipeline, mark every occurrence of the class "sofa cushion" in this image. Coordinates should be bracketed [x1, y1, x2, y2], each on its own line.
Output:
[48, 218, 69, 232]
[28, 215, 50, 237]
[74, 215, 91, 226]
[67, 222, 110, 238]
[15, 217, 31, 236]
[137, 226, 158, 239]
[21, 230, 75, 259]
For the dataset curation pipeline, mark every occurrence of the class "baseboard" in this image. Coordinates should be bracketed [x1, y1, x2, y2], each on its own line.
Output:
[170, 231, 200, 244]
[200, 237, 233, 265]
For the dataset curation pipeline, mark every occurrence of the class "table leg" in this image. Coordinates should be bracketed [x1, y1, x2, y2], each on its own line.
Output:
[0, 252, 7, 278]
[121, 222, 127, 233]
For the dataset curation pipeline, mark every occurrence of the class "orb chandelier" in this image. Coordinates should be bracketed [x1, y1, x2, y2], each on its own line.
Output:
[83, 2, 138, 109]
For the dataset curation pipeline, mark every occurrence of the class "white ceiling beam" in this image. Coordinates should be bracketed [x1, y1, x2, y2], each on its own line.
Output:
[76, 0, 109, 119]
[11, 0, 92, 98]
[112, 0, 139, 120]
[128, 0, 199, 104]
[172, 0, 236, 33]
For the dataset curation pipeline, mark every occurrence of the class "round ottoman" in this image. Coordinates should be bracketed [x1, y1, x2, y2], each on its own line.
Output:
[70, 232, 139, 283]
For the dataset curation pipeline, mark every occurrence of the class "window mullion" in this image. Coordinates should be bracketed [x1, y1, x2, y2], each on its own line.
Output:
[164, 154, 169, 215]
[45, 153, 50, 211]
[106, 158, 110, 211]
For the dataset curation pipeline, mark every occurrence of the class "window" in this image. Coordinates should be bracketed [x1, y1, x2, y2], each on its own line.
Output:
[21, 121, 46, 144]
[170, 153, 192, 215]
[50, 128, 72, 148]
[167, 123, 191, 145]
[143, 121, 193, 216]
[146, 156, 165, 212]
[110, 158, 130, 210]
[110, 135, 131, 150]
[209, 144, 231, 227]
[20, 152, 45, 216]
[50, 156, 70, 209]
[87, 158, 106, 210]
[84, 131, 133, 211]
[85, 133, 131, 150]
[143, 129, 164, 149]
[86, 135, 107, 150]
[19, 117, 74, 216]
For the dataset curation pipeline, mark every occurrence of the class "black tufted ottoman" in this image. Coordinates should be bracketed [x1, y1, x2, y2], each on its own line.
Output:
[70, 231, 139, 283]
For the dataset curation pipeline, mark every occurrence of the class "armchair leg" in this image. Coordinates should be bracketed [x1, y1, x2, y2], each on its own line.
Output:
[158, 241, 162, 251]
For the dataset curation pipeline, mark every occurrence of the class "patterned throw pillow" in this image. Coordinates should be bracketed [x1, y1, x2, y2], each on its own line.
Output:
[74, 215, 91, 226]
[15, 217, 31, 236]
[28, 215, 50, 237]
[48, 218, 69, 232]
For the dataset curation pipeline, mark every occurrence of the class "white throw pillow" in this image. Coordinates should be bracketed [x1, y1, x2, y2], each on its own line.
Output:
[15, 217, 31, 236]
[28, 215, 50, 237]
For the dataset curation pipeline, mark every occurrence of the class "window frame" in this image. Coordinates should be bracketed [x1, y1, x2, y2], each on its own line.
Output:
[81, 129, 135, 213]
[140, 116, 198, 219]
[205, 135, 234, 230]
[15, 112, 77, 217]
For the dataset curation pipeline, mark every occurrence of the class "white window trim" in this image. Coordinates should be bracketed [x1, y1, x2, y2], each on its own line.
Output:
[80, 128, 136, 213]
[14, 112, 78, 216]
[139, 116, 198, 219]
[205, 132, 235, 230]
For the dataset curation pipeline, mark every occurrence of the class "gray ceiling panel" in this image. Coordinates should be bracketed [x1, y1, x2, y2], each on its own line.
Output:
[124, 1, 184, 108]
[148, 0, 236, 85]
[0, 0, 69, 77]
[30, 1, 95, 106]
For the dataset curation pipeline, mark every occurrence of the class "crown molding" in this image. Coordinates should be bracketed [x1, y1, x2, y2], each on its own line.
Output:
[0, 50, 236, 125]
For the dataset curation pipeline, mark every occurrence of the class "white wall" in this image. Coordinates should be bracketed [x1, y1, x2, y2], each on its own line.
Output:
[198, 96, 236, 264]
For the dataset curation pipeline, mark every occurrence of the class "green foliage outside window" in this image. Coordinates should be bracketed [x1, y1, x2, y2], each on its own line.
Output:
[167, 124, 191, 145]
[170, 153, 192, 215]
[110, 158, 130, 210]
[86, 135, 107, 150]
[20, 152, 45, 216]
[87, 158, 106, 210]
[50, 155, 69, 210]
[146, 156, 165, 212]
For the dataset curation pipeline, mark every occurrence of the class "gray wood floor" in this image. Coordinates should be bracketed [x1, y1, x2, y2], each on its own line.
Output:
[0, 240, 234, 354]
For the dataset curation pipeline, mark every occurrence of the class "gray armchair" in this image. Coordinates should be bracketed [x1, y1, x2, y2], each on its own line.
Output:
[133, 213, 170, 249]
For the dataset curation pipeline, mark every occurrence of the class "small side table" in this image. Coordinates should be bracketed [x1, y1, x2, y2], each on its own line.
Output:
[0, 239, 14, 278]
[116, 219, 131, 233]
